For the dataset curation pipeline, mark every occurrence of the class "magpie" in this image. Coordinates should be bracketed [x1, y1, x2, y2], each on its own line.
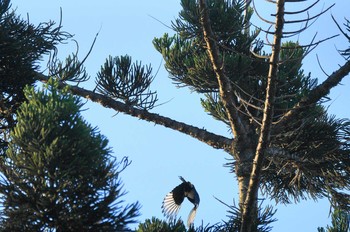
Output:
[162, 176, 200, 227]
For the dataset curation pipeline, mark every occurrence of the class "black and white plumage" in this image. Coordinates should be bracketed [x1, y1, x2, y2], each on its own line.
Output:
[162, 176, 200, 227]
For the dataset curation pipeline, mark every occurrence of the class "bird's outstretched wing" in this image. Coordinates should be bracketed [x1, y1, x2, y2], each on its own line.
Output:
[162, 192, 181, 219]
[162, 183, 186, 218]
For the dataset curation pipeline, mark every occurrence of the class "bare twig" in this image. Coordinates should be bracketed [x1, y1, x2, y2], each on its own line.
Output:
[282, 0, 320, 15]
[284, 4, 334, 23]
[331, 14, 350, 41]
[316, 54, 330, 77]
[253, 1, 275, 25]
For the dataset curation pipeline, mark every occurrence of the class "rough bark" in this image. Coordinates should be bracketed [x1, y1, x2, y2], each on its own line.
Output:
[36, 73, 233, 152]
[240, 1, 285, 231]
[198, 0, 248, 141]
[197, 0, 263, 230]
[236, 148, 256, 207]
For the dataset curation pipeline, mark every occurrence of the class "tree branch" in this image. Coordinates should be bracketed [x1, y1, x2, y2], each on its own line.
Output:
[241, 0, 285, 231]
[36, 73, 233, 152]
[198, 0, 247, 140]
[276, 59, 350, 129]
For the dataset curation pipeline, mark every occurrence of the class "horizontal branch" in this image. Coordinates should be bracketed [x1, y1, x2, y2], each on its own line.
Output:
[36, 73, 233, 152]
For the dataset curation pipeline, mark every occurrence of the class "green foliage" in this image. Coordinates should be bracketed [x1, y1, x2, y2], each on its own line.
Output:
[253, 42, 350, 210]
[153, 0, 315, 131]
[137, 217, 187, 232]
[201, 93, 229, 126]
[317, 209, 350, 232]
[262, 107, 350, 209]
[95, 55, 158, 110]
[274, 42, 317, 114]
[0, 80, 140, 231]
[0, 0, 71, 155]
[136, 217, 225, 232]
[153, 0, 263, 94]
[48, 51, 90, 83]
[210, 200, 276, 232]
[137, 202, 276, 232]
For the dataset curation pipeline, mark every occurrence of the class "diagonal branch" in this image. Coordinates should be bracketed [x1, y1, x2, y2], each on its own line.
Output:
[241, 0, 285, 231]
[36, 73, 233, 152]
[276, 59, 350, 130]
[198, 0, 247, 140]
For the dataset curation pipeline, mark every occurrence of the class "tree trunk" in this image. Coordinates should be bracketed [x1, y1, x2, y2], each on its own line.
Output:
[240, 0, 285, 231]
[238, 175, 259, 230]
[235, 146, 259, 230]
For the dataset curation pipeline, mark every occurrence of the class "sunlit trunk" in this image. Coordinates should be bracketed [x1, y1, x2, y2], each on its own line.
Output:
[235, 147, 259, 232]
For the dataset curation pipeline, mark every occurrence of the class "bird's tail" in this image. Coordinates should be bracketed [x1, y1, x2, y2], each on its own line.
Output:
[187, 205, 198, 227]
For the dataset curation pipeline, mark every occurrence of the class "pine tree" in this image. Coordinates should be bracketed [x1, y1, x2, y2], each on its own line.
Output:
[317, 209, 350, 232]
[0, 80, 140, 231]
[0, 0, 70, 156]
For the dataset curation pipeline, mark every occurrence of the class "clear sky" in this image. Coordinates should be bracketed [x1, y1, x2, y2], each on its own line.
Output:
[9, 1, 350, 231]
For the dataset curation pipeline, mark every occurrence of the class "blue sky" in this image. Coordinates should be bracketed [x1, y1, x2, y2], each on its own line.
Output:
[10, 1, 350, 231]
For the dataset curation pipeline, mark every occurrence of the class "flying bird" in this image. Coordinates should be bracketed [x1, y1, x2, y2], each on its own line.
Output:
[162, 176, 200, 227]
